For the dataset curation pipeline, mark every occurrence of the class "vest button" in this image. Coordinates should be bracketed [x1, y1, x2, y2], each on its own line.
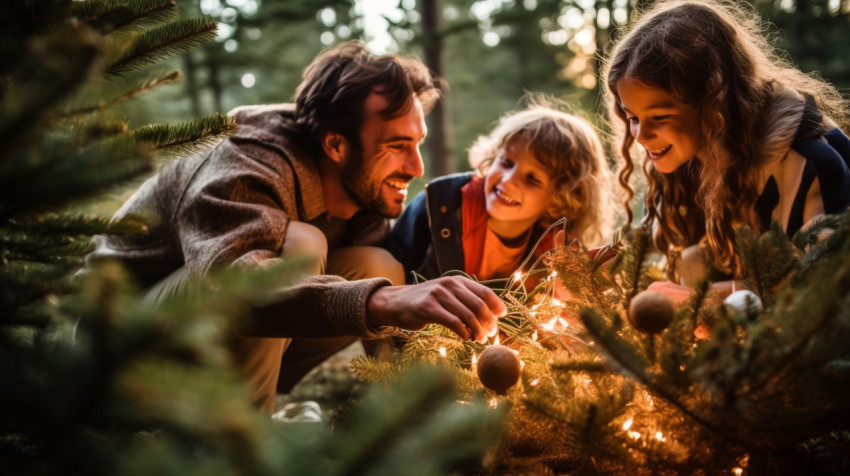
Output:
[440, 228, 451, 238]
[440, 206, 447, 213]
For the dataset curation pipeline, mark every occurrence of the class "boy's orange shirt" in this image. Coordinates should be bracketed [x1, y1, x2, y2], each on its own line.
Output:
[460, 176, 530, 281]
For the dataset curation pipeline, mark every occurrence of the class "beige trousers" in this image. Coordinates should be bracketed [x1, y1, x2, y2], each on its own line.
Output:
[145, 222, 404, 413]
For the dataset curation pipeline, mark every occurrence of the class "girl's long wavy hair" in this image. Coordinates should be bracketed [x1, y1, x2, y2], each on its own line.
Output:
[469, 98, 618, 247]
[602, 0, 848, 276]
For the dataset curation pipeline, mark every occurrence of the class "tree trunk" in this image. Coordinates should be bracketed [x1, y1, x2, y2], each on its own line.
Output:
[205, 47, 223, 113]
[182, 51, 202, 117]
[420, 0, 454, 177]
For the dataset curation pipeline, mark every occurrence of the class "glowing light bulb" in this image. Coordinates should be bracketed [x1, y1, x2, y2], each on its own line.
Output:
[530, 378, 540, 386]
[622, 418, 633, 430]
[732, 468, 743, 476]
[540, 317, 558, 332]
[439, 347, 447, 357]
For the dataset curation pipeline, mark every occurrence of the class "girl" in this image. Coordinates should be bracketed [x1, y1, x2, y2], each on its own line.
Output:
[385, 100, 617, 283]
[603, 0, 850, 291]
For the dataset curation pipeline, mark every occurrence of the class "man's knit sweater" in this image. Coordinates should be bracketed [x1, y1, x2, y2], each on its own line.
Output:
[86, 104, 391, 339]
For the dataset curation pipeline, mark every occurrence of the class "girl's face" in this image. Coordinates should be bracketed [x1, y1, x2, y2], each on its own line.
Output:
[616, 78, 700, 174]
[484, 136, 555, 234]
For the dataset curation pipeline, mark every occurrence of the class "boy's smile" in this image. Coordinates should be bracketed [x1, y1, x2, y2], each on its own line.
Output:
[484, 136, 555, 240]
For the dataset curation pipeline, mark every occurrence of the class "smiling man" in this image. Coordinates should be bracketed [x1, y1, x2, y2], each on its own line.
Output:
[86, 42, 504, 412]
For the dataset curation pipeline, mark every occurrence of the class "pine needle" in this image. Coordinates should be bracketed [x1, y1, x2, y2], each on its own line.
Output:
[62, 70, 182, 117]
[72, 0, 179, 33]
[133, 113, 238, 158]
[107, 17, 218, 76]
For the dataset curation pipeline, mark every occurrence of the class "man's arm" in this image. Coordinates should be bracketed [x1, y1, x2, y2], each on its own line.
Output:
[176, 141, 298, 274]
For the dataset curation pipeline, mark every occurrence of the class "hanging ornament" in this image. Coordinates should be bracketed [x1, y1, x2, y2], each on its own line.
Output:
[723, 289, 763, 315]
[628, 290, 674, 334]
[476, 345, 521, 395]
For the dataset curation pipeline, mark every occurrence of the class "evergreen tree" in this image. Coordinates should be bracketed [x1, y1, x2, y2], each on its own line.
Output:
[353, 215, 850, 474]
[0, 1, 505, 474]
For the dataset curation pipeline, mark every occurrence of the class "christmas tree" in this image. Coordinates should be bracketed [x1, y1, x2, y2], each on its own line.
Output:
[352, 215, 850, 474]
[0, 1, 505, 474]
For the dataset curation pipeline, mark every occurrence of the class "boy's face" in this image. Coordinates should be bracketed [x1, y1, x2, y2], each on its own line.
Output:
[615, 77, 700, 174]
[342, 92, 427, 218]
[484, 136, 555, 232]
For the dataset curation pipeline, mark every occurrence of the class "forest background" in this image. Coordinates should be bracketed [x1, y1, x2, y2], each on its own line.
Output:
[119, 0, 850, 216]
[2, 1, 849, 474]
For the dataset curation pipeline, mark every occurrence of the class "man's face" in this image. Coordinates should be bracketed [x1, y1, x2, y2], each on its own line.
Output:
[341, 92, 427, 218]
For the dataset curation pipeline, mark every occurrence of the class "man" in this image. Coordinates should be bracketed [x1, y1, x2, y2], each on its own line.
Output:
[86, 42, 504, 412]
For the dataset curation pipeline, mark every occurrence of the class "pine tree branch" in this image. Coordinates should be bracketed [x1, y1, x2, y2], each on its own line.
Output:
[4, 214, 145, 236]
[0, 134, 153, 219]
[72, 0, 178, 33]
[133, 113, 238, 157]
[0, 27, 100, 154]
[581, 307, 767, 455]
[61, 70, 182, 117]
[742, 263, 850, 397]
[623, 226, 651, 305]
[107, 17, 217, 76]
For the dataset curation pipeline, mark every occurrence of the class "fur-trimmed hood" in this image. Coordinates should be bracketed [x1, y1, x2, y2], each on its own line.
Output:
[758, 86, 807, 190]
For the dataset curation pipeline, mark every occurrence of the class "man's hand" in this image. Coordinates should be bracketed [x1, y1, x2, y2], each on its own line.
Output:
[366, 276, 506, 343]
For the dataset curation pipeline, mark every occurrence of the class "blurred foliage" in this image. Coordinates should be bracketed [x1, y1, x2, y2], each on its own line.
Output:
[0, 1, 508, 474]
[121, 0, 850, 199]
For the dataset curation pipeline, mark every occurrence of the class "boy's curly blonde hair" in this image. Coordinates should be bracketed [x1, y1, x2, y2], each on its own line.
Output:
[469, 98, 618, 247]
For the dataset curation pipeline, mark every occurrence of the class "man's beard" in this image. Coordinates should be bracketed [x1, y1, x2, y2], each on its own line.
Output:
[341, 148, 400, 218]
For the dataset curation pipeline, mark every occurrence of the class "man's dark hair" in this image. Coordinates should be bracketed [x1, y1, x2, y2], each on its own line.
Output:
[295, 41, 441, 156]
